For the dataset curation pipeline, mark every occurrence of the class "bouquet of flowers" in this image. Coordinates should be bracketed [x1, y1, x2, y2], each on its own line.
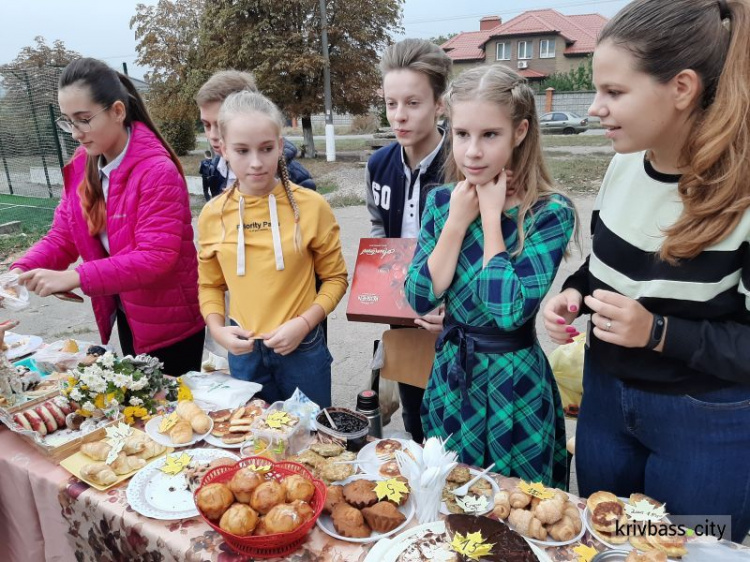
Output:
[61, 352, 182, 424]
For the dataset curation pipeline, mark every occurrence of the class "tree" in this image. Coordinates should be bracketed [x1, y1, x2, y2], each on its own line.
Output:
[541, 57, 593, 92]
[200, 0, 403, 156]
[429, 33, 457, 47]
[131, 0, 210, 154]
[0, 37, 82, 158]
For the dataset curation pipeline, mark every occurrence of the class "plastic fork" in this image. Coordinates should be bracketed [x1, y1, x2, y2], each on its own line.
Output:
[450, 462, 496, 497]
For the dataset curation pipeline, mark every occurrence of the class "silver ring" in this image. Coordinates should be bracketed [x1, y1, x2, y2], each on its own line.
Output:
[605, 319, 612, 331]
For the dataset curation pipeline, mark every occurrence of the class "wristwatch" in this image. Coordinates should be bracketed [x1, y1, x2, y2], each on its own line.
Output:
[646, 314, 666, 350]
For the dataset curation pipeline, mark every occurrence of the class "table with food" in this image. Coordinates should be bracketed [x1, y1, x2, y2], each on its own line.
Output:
[1, 331, 748, 562]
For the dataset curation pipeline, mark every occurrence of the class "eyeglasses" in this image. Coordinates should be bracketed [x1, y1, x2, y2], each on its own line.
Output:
[55, 105, 111, 134]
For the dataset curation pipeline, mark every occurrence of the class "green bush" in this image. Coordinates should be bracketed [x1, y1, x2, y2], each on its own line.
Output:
[159, 119, 196, 156]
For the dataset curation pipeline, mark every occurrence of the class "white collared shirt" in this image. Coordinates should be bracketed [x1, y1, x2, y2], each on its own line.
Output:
[217, 156, 236, 187]
[97, 128, 131, 253]
[400, 132, 445, 238]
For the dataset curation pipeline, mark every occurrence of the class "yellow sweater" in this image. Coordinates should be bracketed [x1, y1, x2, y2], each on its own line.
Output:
[197, 182, 348, 335]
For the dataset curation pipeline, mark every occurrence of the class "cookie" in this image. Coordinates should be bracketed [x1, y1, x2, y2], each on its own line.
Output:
[310, 442, 345, 458]
[209, 409, 232, 423]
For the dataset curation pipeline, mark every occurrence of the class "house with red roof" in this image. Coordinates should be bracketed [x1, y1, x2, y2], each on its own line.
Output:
[441, 9, 607, 81]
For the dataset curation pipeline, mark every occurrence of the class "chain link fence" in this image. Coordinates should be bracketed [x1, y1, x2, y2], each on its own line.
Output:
[0, 65, 75, 235]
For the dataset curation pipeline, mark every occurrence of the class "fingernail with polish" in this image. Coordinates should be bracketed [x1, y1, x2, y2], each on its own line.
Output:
[566, 339, 574, 344]
[566, 327, 577, 333]
[557, 318, 565, 325]
[570, 305, 578, 312]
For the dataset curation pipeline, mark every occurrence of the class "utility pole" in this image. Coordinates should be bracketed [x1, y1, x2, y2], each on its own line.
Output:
[122, 62, 129, 76]
[319, 0, 335, 162]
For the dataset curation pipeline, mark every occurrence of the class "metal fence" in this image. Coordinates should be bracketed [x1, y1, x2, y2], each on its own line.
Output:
[0, 65, 73, 234]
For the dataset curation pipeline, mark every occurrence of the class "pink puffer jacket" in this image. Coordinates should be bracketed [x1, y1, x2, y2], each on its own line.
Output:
[13, 122, 204, 353]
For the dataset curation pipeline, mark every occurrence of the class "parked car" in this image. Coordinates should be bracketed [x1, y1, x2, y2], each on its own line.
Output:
[539, 111, 589, 134]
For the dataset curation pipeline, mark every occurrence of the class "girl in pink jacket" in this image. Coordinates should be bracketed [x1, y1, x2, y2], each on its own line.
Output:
[11, 58, 204, 375]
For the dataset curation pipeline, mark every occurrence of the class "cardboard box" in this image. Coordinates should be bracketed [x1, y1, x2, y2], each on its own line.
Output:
[380, 329, 437, 389]
[346, 238, 419, 326]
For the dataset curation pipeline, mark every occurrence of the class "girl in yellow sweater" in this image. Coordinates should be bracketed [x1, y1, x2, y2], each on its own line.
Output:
[197, 91, 348, 407]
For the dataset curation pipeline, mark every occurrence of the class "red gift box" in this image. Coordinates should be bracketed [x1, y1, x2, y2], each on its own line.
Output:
[346, 238, 419, 326]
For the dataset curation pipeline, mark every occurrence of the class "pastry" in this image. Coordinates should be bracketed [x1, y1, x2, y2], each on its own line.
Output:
[263, 502, 306, 534]
[169, 420, 193, 444]
[446, 514, 540, 562]
[122, 433, 148, 455]
[509, 486, 532, 509]
[630, 533, 656, 551]
[196, 483, 235, 520]
[324, 484, 345, 514]
[508, 508, 548, 541]
[211, 421, 230, 437]
[318, 459, 355, 484]
[361, 501, 406, 533]
[175, 400, 212, 434]
[292, 449, 326, 469]
[249, 480, 285, 514]
[547, 514, 579, 542]
[533, 495, 565, 525]
[343, 479, 379, 509]
[209, 409, 232, 423]
[331, 502, 371, 538]
[291, 499, 315, 524]
[591, 501, 625, 533]
[80, 441, 113, 461]
[310, 442, 345, 457]
[229, 467, 266, 503]
[282, 474, 315, 503]
[375, 439, 402, 459]
[645, 525, 688, 558]
[222, 432, 251, 445]
[378, 459, 401, 478]
[629, 493, 664, 509]
[385, 476, 410, 507]
[80, 462, 118, 487]
[447, 465, 471, 484]
[110, 452, 147, 475]
[492, 490, 511, 519]
[219, 503, 259, 536]
[134, 440, 167, 460]
[586, 490, 620, 513]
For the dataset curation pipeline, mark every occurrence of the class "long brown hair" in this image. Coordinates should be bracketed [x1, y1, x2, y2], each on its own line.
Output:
[59, 58, 185, 235]
[379, 38, 453, 101]
[444, 64, 577, 256]
[599, 0, 750, 262]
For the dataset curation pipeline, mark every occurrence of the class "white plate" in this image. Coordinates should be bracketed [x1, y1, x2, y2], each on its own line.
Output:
[126, 448, 239, 520]
[440, 467, 500, 516]
[203, 432, 247, 449]
[355, 438, 411, 477]
[365, 519, 553, 562]
[316, 474, 415, 544]
[4, 333, 43, 360]
[144, 415, 213, 448]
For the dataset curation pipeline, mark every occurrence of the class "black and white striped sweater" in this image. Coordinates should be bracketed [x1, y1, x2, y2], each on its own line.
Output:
[564, 151, 750, 394]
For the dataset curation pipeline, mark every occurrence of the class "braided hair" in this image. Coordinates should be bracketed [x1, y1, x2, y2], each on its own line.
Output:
[218, 90, 303, 252]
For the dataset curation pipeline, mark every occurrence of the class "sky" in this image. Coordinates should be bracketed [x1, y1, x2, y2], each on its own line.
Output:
[2, 0, 632, 81]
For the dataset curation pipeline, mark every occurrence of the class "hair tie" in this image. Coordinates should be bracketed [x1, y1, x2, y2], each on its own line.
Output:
[718, 0, 731, 20]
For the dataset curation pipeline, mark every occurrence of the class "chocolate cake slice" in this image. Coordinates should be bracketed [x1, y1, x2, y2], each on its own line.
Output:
[445, 514, 539, 562]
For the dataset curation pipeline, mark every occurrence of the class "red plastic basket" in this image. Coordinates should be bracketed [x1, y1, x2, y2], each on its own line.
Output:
[195, 456, 327, 559]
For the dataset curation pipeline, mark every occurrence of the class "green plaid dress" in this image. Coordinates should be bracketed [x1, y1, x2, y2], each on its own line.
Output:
[405, 187, 574, 489]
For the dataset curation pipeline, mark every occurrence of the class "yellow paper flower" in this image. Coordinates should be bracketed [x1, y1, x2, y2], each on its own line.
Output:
[78, 409, 93, 417]
[94, 394, 105, 410]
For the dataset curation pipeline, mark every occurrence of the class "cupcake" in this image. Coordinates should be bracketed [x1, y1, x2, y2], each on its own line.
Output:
[361, 501, 406, 533]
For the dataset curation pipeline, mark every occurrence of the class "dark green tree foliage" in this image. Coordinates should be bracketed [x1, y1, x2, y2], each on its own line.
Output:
[541, 56, 594, 91]
[199, 0, 403, 155]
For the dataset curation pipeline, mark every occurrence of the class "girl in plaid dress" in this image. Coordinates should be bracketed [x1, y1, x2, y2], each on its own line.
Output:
[405, 65, 576, 487]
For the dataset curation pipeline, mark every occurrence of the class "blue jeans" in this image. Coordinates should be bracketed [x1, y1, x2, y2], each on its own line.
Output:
[228, 324, 332, 408]
[577, 355, 750, 542]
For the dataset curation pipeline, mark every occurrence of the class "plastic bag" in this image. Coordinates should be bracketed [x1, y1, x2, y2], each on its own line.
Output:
[180, 371, 262, 411]
[549, 333, 585, 414]
[283, 388, 320, 432]
[368, 340, 400, 426]
[0, 273, 29, 312]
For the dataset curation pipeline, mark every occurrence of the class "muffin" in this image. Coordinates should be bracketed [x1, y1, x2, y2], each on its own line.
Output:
[331, 502, 371, 538]
[250, 480, 285, 514]
[324, 484, 345, 514]
[219, 503, 259, 536]
[196, 483, 234, 520]
[282, 474, 315, 503]
[361, 501, 406, 533]
[228, 467, 265, 503]
[343, 479, 379, 509]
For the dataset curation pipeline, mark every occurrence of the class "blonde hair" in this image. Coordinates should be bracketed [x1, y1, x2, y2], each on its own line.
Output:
[444, 64, 577, 256]
[217, 90, 302, 252]
[600, 0, 750, 263]
[195, 70, 257, 106]
[380, 38, 453, 100]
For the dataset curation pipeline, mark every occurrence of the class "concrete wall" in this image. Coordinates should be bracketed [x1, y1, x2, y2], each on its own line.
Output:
[534, 90, 599, 121]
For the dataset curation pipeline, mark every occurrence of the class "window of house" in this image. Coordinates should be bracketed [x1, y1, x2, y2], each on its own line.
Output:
[540, 39, 555, 58]
[518, 41, 532, 60]
[496, 42, 511, 61]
